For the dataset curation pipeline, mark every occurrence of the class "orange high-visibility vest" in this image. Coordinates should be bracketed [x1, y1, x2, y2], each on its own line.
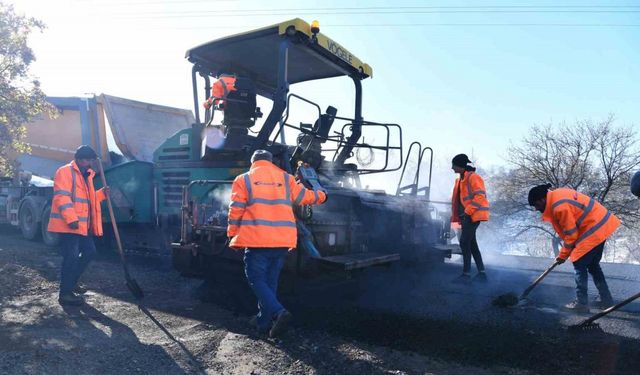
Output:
[451, 171, 490, 223]
[47, 160, 106, 236]
[227, 160, 327, 249]
[203, 75, 236, 109]
[542, 188, 620, 262]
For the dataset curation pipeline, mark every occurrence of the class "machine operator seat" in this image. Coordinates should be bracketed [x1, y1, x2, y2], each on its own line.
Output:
[222, 76, 258, 128]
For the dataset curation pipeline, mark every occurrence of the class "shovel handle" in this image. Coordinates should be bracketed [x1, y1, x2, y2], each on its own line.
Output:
[579, 290, 640, 327]
[96, 158, 130, 276]
[520, 261, 560, 299]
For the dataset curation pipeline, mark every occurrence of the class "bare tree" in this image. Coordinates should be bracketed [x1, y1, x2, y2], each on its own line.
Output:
[488, 115, 640, 261]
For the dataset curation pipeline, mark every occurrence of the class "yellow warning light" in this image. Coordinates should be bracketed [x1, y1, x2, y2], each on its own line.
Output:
[311, 20, 320, 34]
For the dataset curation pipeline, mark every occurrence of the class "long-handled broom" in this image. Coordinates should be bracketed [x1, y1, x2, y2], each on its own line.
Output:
[97, 158, 144, 300]
[569, 290, 640, 331]
[493, 260, 561, 307]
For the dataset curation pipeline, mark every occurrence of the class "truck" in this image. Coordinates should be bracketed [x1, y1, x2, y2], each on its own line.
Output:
[0, 95, 194, 248]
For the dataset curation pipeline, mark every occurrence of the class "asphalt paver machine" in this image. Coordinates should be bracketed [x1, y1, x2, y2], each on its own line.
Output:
[156, 19, 454, 275]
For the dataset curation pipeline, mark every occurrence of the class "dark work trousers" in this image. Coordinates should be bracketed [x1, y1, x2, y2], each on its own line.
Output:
[244, 248, 288, 332]
[572, 241, 613, 305]
[460, 216, 485, 274]
[59, 233, 97, 297]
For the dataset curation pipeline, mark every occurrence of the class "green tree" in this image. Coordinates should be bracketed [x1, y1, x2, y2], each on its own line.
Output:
[0, 2, 53, 176]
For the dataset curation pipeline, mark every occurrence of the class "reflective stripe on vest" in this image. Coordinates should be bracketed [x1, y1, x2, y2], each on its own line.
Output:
[463, 173, 486, 201]
[576, 198, 595, 227]
[465, 174, 473, 201]
[59, 203, 74, 211]
[69, 165, 90, 205]
[71, 165, 76, 203]
[471, 201, 490, 210]
[252, 198, 291, 205]
[228, 219, 296, 228]
[294, 188, 308, 205]
[50, 213, 89, 222]
[554, 197, 597, 238]
[552, 199, 586, 211]
[244, 174, 253, 205]
[284, 173, 291, 203]
[241, 173, 293, 207]
[564, 211, 612, 250]
[576, 211, 612, 246]
[229, 201, 246, 208]
[54, 190, 72, 197]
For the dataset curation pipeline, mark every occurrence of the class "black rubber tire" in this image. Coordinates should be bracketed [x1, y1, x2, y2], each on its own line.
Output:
[19, 199, 40, 241]
[41, 205, 60, 247]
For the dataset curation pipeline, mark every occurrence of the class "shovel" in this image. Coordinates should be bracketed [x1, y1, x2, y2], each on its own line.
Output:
[97, 158, 144, 300]
[569, 290, 640, 331]
[493, 260, 560, 307]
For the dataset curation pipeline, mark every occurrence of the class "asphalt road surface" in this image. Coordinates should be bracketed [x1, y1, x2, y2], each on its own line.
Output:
[1, 228, 639, 375]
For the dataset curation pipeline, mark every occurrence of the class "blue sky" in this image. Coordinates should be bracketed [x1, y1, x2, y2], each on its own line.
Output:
[9, 0, 640, 192]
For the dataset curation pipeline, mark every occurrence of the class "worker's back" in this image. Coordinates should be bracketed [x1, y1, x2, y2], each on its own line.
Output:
[544, 188, 620, 261]
[228, 159, 326, 249]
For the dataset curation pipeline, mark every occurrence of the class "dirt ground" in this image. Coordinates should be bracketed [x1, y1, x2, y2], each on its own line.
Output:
[0, 229, 541, 375]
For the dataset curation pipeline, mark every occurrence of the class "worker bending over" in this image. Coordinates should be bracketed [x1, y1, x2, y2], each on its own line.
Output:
[227, 150, 327, 338]
[528, 184, 619, 312]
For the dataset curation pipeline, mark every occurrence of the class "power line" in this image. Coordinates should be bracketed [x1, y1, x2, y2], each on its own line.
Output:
[130, 23, 640, 31]
[82, 2, 640, 10]
[114, 10, 640, 19]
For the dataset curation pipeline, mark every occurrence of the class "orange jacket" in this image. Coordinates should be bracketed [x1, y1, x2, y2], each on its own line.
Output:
[451, 171, 490, 223]
[203, 75, 236, 109]
[227, 160, 327, 249]
[542, 188, 620, 262]
[47, 160, 107, 236]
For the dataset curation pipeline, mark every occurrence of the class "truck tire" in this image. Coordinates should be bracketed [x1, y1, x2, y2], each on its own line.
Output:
[19, 198, 41, 241]
[41, 205, 60, 247]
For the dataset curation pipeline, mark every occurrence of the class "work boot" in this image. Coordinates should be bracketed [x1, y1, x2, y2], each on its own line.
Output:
[473, 271, 488, 282]
[563, 300, 590, 313]
[269, 310, 292, 338]
[452, 273, 471, 284]
[58, 293, 83, 306]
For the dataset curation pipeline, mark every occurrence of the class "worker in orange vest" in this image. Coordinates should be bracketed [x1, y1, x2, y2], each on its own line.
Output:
[451, 154, 490, 282]
[228, 150, 327, 337]
[48, 145, 109, 306]
[528, 184, 619, 312]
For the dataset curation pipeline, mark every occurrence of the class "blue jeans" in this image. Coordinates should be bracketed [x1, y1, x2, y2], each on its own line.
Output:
[243, 248, 288, 331]
[59, 233, 97, 297]
[572, 241, 612, 305]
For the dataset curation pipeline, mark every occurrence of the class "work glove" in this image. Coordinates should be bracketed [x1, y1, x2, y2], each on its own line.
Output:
[224, 237, 231, 248]
[69, 221, 79, 230]
[555, 257, 566, 265]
